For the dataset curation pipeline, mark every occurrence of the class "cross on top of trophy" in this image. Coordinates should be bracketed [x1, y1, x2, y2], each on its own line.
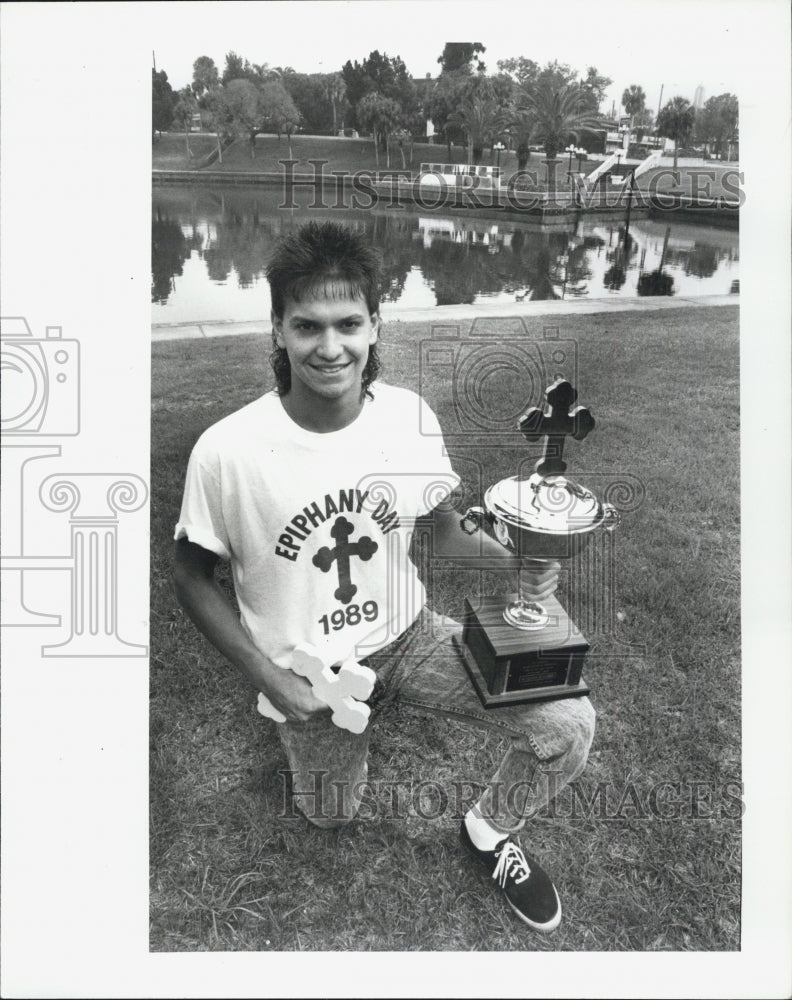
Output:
[518, 378, 595, 476]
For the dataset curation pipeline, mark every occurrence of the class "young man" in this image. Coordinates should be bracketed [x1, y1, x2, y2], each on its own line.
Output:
[173, 222, 594, 933]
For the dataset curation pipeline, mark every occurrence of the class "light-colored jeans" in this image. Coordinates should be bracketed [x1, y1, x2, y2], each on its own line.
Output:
[276, 608, 595, 834]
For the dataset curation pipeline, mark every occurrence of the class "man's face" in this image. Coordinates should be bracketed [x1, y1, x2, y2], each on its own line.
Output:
[273, 290, 379, 406]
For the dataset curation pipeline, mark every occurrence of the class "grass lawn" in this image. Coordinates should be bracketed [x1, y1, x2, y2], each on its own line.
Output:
[152, 132, 602, 183]
[152, 133, 218, 169]
[638, 163, 741, 201]
[153, 133, 741, 200]
[150, 305, 740, 952]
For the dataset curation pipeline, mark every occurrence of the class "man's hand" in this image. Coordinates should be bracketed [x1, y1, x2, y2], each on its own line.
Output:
[259, 665, 330, 723]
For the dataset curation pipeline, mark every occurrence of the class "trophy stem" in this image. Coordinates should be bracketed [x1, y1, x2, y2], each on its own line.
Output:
[503, 599, 549, 630]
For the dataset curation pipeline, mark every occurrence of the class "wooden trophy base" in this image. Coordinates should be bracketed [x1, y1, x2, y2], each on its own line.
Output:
[455, 593, 590, 708]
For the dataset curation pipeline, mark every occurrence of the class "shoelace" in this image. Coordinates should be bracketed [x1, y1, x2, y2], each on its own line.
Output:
[492, 840, 531, 887]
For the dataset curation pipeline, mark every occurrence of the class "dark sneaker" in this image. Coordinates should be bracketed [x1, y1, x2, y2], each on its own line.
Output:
[460, 821, 562, 932]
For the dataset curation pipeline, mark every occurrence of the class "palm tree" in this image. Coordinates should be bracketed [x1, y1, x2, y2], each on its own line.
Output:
[656, 97, 696, 172]
[520, 80, 601, 160]
[357, 93, 402, 168]
[519, 81, 601, 193]
[447, 84, 503, 163]
[504, 108, 532, 171]
[621, 84, 646, 117]
[324, 73, 346, 135]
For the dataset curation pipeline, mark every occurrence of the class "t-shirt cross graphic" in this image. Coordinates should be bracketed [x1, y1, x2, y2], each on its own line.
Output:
[312, 515, 378, 604]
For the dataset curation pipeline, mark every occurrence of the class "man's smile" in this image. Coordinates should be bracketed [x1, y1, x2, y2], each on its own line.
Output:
[310, 361, 352, 374]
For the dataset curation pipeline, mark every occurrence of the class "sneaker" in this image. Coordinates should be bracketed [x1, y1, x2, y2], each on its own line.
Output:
[460, 820, 562, 932]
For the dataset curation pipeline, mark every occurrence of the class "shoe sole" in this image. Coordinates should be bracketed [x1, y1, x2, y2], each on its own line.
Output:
[506, 885, 562, 933]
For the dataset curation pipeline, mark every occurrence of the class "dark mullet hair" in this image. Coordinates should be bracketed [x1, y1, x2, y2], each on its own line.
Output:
[266, 222, 382, 398]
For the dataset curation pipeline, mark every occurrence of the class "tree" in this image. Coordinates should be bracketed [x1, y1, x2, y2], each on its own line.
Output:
[391, 128, 413, 169]
[357, 92, 401, 168]
[224, 78, 265, 159]
[341, 58, 375, 119]
[325, 73, 346, 134]
[427, 70, 469, 158]
[192, 56, 219, 99]
[152, 68, 174, 137]
[342, 50, 417, 131]
[519, 81, 601, 194]
[621, 84, 646, 117]
[447, 79, 502, 163]
[365, 51, 414, 106]
[536, 60, 578, 91]
[656, 96, 696, 170]
[505, 111, 531, 171]
[222, 51, 247, 84]
[283, 74, 325, 133]
[497, 56, 540, 89]
[437, 42, 486, 74]
[249, 62, 277, 83]
[280, 72, 350, 135]
[204, 86, 235, 163]
[580, 67, 612, 114]
[632, 108, 654, 141]
[695, 93, 738, 158]
[260, 80, 301, 155]
[172, 87, 198, 159]
[520, 80, 600, 160]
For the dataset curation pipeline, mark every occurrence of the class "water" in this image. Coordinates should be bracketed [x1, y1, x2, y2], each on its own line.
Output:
[152, 184, 739, 325]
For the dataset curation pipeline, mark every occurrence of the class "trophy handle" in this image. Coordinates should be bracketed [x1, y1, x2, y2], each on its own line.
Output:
[602, 503, 620, 532]
[460, 506, 489, 535]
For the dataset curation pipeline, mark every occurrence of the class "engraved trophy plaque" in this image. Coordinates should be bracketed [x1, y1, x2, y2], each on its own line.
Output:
[453, 378, 618, 707]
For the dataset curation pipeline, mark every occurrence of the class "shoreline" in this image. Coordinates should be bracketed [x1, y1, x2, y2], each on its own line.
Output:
[153, 168, 739, 226]
[152, 294, 738, 341]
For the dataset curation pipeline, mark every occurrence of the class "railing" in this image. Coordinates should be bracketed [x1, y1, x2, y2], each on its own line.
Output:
[633, 149, 664, 180]
[585, 151, 623, 187]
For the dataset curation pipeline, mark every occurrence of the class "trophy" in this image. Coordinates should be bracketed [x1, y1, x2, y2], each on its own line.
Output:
[453, 377, 618, 707]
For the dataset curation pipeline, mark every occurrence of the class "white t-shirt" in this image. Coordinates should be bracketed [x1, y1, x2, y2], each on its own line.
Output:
[175, 383, 460, 669]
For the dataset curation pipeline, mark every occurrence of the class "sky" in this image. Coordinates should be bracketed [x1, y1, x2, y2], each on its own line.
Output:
[150, 0, 744, 116]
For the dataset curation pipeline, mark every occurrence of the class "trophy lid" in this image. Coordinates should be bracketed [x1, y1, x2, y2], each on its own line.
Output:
[485, 473, 602, 534]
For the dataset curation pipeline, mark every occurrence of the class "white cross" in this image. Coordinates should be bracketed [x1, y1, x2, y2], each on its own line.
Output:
[257, 643, 376, 734]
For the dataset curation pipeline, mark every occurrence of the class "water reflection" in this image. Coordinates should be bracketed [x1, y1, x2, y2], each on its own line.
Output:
[152, 185, 739, 322]
[151, 215, 189, 303]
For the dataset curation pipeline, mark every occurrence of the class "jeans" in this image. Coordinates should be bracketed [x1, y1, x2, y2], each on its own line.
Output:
[276, 608, 595, 834]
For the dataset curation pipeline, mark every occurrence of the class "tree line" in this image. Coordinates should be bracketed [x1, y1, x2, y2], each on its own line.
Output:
[152, 42, 738, 169]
